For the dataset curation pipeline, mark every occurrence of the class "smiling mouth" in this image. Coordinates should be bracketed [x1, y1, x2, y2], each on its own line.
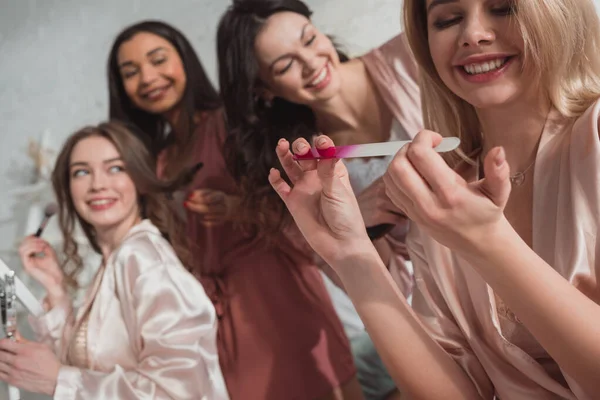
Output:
[306, 64, 329, 88]
[461, 57, 511, 75]
[88, 199, 116, 207]
[141, 84, 171, 100]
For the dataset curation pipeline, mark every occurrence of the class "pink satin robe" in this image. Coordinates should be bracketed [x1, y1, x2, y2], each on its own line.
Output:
[29, 220, 229, 400]
[408, 101, 600, 399]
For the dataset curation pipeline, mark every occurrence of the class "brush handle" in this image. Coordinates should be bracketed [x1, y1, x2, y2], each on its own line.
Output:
[34, 216, 49, 237]
[293, 137, 460, 160]
[8, 384, 20, 400]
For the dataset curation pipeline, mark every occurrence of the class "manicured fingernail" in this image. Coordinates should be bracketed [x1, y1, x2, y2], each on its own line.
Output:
[183, 201, 190, 208]
[295, 142, 308, 153]
[278, 138, 286, 144]
[316, 136, 328, 147]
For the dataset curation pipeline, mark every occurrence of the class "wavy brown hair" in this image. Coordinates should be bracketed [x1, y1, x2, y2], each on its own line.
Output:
[217, 0, 349, 236]
[52, 120, 200, 288]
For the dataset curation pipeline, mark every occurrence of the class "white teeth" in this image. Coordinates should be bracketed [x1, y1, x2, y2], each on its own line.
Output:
[90, 199, 114, 206]
[463, 58, 507, 75]
[146, 88, 165, 98]
[309, 65, 328, 86]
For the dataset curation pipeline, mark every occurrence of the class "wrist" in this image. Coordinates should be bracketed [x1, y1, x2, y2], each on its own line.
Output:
[461, 216, 523, 266]
[329, 239, 382, 272]
[46, 287, 68, 307]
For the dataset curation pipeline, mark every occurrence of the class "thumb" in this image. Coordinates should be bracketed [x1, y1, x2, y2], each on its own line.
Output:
[481, 147, 511, 208]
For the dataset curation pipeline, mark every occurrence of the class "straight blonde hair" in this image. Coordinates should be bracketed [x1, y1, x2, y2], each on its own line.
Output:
[403, 0, 600, 165]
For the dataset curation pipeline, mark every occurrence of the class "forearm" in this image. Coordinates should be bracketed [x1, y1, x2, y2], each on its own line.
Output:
[29, 296, 73, 354]
[466, 218, 600, 394]
[333, 248, 480, 400]
[373, 237, 393, 266]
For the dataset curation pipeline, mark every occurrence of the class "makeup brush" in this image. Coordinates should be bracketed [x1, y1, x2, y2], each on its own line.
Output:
[34, 203, 58, 237]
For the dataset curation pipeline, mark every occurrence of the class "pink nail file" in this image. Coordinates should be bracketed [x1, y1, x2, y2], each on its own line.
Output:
[293, 137, 460, 160]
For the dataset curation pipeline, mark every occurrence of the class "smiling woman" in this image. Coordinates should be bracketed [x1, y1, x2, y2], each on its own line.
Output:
[0, 121, 229, 400]
[267, 0, 600, 398]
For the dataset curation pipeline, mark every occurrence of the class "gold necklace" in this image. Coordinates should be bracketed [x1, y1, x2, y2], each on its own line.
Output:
[509, 158, 536, 186]
[477, 156, 536, 186]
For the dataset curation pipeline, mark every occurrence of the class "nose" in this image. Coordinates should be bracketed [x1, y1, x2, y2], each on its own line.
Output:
[458, 10, 496, 48]
[299, 49, 321, 78]
[90, 170, 108, 192]
[139, 64, 160, 86]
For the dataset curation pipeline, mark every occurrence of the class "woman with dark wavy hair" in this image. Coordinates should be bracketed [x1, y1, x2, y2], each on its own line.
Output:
[217, 1, 423, 398]
[105, 20, 361, 400]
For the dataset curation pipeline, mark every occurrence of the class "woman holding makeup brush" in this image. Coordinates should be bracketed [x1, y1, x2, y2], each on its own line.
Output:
[0, 121, 227, 399]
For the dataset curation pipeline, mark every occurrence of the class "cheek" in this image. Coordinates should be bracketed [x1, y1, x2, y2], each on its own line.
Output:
[167, 61, 187, 86]
[116, 177, 139, 208]
[123, 78, 139, 101]
[69, 180, 87, 213]
[275, 72, 304, 95]
[428, 38, 454, 81]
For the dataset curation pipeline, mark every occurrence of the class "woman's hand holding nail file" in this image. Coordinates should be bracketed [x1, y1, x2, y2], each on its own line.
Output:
[292, 137, 460, 160]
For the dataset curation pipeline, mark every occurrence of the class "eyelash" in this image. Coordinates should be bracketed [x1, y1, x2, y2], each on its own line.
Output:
[122, 57, 166, 79]
[72, 169, 87, 178]
[432, 5, 514, 30]
[276, 34, 317, 75]
[109, 165, 125, 173]
[71, 165, 124, 178]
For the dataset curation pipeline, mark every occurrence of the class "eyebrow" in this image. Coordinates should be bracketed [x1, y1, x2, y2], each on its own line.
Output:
[118, 47, 167, 68]
[69, 157, 123, 168]
[427, 0, 458, 13]
[268, 23, 311, 70]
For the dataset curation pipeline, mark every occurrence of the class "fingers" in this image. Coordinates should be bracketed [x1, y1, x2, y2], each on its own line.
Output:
[0, 339, 19, 356]
[480, 146, 511, 208]
[275, 139, 305, 184]
[385, 142, 435, 214]
[268, 168, 292, 203]
[18, 237, 49, 258]
[382, 177, 412, 219]
[292, 138, 318, 172]
[406, 130, 460, 197]
[315, 135, 346, 192]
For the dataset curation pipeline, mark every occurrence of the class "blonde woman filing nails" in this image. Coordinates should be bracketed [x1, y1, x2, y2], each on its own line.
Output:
[270, 0, 600, 398]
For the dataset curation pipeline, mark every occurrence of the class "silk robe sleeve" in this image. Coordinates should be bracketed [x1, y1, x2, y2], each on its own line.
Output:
[53, 234, 228, 400]
[28, 297, 75, 356]
[407, 226, 495, 399]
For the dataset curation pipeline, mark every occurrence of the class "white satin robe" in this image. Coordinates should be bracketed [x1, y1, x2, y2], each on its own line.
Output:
[29, 219, 229, 400]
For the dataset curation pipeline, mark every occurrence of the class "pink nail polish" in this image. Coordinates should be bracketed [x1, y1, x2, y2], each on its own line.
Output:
[317, 146, 336, 158]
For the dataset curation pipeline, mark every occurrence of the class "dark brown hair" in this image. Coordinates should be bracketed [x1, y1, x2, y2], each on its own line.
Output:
[107, 20, 221, 157]
[52, 120, 199, 288]
[217, 0, 349, 235]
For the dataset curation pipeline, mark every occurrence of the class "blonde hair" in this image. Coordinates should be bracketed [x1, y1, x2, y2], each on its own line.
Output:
[403, 0, 600, 165]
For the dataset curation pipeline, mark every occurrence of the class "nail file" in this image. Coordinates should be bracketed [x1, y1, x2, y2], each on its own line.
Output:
[293, 137, 460, 160]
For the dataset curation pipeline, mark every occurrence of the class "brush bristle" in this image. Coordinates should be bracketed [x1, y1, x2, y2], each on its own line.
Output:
[44, 203, 58, 217]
